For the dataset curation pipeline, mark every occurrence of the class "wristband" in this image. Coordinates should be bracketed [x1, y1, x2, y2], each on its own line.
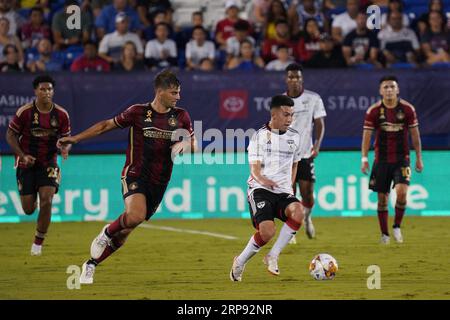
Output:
[361, 157, 368, 163]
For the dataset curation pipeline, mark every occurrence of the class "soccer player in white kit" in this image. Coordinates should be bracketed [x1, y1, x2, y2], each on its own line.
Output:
[230, 95, 305, 281]
[284, 63, 326, 241]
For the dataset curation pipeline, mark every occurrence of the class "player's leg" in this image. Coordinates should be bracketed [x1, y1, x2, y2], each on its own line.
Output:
[377, 192, 390, 244]
[392, 183, 408, 243]
[17, 167, 38, 215]
[300, 179, 315, 238]
[31, 186, 56, 254]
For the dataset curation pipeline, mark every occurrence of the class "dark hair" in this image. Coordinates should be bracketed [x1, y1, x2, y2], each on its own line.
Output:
[192, 11, 203, 17]
[154, 69, 180, 90]
[274, 18, 289, 26]
[234, 20, 250, 32]
[2, 43, 18, 56]
[155, 22, 170, 31]
[30, 6, 44, 15]
[285, 63, 303, 73]
[33, 75, 55, 89]
[270, 95, 294, 109]
[379, 75, 399, 84]
[84, 40, 97, 48]
[192, 25, 206, 34]
[277, 44, 289, 50]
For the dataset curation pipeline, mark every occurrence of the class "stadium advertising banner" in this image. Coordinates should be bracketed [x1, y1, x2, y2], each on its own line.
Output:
[0, 151, 448, 223]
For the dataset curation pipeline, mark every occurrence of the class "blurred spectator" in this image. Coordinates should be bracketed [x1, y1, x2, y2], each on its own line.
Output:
[249, 0, 271, 30]
[98, 12, 144, 64]
[264, 0, 292, 40]
[198, 57, 215, 71]
[342, 11, 382, 68]
[185, 26, 215, 71]
[52, 0, 92, 50]
[70, 41, 110, 72]
[227, 39, 265, 70]
[421, 11, 450, 66]
[0, 43, 23, 72]
[380, 0, 410, 29]
[261, 19, 298, 63]
[113, 40, 146, 71]
[297, 18, 321, 64]
[265, 44, 294, 70]
[0, 0, 24, 36]
[91, 0, 112, 18]
[143, 8, 174, 41]
[136, 0, 172, 27]
[215, 0, 250, 49]
[226, 20, 255, 60]
[378, 11, 420, 67]
[0, 17, 23, 63]
[26, 38, 63, 72]
[144, 22, 177, 69]
[331, 0, 359, 43]
[306, 33, 346, 68]
[416, 0, 448, 40]
[95, 0, 141, 39]
[288, 0, 327, 34]
[175, 11, 206, 50]
[20, 6, 51, 49]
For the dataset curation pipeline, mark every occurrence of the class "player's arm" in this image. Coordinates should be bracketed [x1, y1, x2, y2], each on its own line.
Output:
[410, 126, 423, 172]
[250, 161, 278, 190]
[5, 128, 36, 167]
[361, 129, 373, 174]
[291, 161, 299, 186]
[311, 117, 325, 158]
[57, 118, 118, 147]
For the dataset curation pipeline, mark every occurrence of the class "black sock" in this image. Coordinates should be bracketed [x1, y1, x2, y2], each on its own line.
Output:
[87, 258, 98, 266]
[393, 224, 400, 229]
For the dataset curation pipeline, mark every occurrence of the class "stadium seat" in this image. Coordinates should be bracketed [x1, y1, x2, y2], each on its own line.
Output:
[390, 62, 415, 69]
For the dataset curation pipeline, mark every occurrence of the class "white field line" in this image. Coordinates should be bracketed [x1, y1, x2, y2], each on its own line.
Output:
[139, 223, 238, 240]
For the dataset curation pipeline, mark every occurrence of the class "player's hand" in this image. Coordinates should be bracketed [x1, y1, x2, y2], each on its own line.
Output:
[20, 155, 36, 168]
[60, 144, 70, 160]
[57, 136, 78, 148]
[171, 140, 191, 156]
[310, 147, 319, 159]
[415, 158, 424, 173]
[361, 159, 370, 175]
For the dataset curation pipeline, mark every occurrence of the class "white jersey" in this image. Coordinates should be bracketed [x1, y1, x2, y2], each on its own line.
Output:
[287, 89, 327, 159]
[247, 124, 303, 195]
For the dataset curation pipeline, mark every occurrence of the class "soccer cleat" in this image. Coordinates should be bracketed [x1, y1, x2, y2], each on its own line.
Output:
[263, 254, 280, 276]
[230, 256, 245, 282]
[393, 227, 403, 243]
[288, 235, 297, 244]
[30, 243, 42, 256]
[80, 262, 95, 284]
[90, 224, 111, 259]
[304, 216, 315, 239]
[380, 234, 390, 244]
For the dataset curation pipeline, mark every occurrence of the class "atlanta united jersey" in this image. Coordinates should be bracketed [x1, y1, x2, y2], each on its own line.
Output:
[247, 124, 303, 195]
[286, 90, 326, 159]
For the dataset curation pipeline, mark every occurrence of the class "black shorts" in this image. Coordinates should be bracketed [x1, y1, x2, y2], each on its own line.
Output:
[295, 158, 316, 182]
[369, 160, 411, 193]
[247, 188, 300, 229]
[16, 164, 60, 196]
[121, 176, 168, 220]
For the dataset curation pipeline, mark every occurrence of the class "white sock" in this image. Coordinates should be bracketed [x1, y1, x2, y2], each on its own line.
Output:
[304, 206, 312, 220]
[236, 235, 261, 265]
[268, 223, 297, 258]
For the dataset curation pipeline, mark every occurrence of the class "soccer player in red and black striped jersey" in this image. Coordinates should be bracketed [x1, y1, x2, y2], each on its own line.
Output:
[6, 75, 71, 256]
[58, 69, 197, 284]
[361, 75, 423, 244]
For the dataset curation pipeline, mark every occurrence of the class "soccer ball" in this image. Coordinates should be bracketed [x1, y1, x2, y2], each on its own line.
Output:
[309, 253, 338, 280]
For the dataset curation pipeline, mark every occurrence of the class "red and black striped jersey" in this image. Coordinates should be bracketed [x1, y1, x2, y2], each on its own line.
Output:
[8, 101, 71, 168]
[114, 103, 194, 185]
[364, 99, 418, 164]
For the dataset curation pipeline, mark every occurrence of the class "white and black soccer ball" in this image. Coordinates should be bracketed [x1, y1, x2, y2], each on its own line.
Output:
[309, 253, 338, 280]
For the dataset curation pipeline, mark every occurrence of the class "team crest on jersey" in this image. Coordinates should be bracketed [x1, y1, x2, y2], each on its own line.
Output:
[379, 108, 385, 120]
[144, 110, 152, 122]
[33, 113, 39, 124]
[168, 116, 177, 127]
[50, 116, 59, 127]
[396, 110, 405, 121]
[257, 201, 266, 209]
[129, 182, 139, 191]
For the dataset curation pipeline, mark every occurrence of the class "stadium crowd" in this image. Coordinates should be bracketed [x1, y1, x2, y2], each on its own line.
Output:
[0, 0, 450, 73]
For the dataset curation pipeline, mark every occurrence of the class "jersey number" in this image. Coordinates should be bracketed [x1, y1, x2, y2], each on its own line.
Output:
[47, 167, 59, 179]
[401, 167, 411, 180]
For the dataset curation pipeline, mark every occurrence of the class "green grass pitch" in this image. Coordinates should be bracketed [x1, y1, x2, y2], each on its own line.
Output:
[0, 217, 449, 299]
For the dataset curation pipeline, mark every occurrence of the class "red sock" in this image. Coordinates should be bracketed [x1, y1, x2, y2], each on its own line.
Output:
[106, 213, 127, 236]
[394, 206, 405, 227]
[34, 236, 44, 245]
[377, 210, 389, 235]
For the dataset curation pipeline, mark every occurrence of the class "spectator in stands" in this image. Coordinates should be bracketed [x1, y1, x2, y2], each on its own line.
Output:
[0, 0, 24, 36]
[52, 0, 92, 50]
[421, 10, 450, 66]
[143, 8, 174, 41]
[227, 39, 265, 70]
[144, 22, 177, 69]
[306, 32, 347, 68]
[26, 38, 63, 72]
[331, 0, 359, 43]
[98, 12, 144, 65]
[265, 44, 294, 71]
[249, 0, 272, 31]
[136, 0, 172, 28]
[20, 6, 51, 50]
[198, 57, 215, 71]
[297, 18, 322, 64]
[113, 40, 146, 71]
[226, 20, 255, 60]
[95, 0, 141, 39]
[264, 0, 292, 40]
[342, 11, 382, 68]
[288, 0, 328, 34]
[70, 41, 111, 72]
[185, 26, 215, 71]
[378, 11, 420, 67]
[0, 43, 23, 72]
[380, 0, 410, 29]
[175, 11, 206, 50]
[416, 0, 448, 40]
[215, 0, 250, 50]
[0, 17, 23, 63]
[261, 19, 298, 63]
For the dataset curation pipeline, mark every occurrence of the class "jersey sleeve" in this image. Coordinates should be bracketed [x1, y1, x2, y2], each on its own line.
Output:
[180, 110, 194, 137]
[114, 105, 138, 129]
[248, 132, 263, 163]
[294, 135, 303, 163]
[363, 107, 377, 130]
[405, 105, 419, 128]
[313, 96, 327, 119]
[59, 110, 71, 137]
[8, 108, 26, 134]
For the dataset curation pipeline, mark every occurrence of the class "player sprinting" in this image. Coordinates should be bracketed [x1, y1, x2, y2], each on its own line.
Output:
[230, 95, 305, 281]
[57, 70, 197, 284]
[5, 75, 71, 256]
[284, 63, 326, 241]
[361, 75, 423, 244]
